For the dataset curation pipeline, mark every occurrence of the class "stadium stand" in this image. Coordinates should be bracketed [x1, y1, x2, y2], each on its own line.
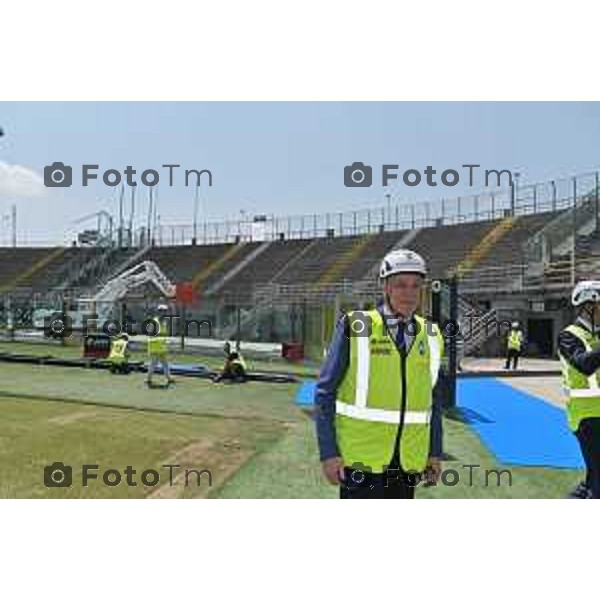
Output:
[2, 173, 600, 359]
[0, 209, 581, 296]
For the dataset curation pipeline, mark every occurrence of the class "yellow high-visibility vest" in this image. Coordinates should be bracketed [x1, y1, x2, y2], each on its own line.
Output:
[147, 317, 168, 356]
[336, 310, 443, 473]
[508, 330, 522, 351]
[558, 324, 600, 431]
[231, 354, 246, 371]
[109, 339, 128, 364]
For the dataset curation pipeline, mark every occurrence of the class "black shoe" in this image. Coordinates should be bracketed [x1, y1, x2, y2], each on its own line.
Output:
[567, 481, 592, 499]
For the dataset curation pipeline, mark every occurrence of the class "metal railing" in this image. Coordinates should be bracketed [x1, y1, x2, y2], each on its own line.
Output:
[150, 192, 562, 247]
[3, 170, 598, 249]
[144, 171, 598, 246]
[524, 172, 600, 263]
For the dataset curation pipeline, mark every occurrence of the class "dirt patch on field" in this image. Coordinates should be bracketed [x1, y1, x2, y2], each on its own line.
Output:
[48, 410, 102, 425]
[502, 376, 566, 408]
[147, 437, 254, 499]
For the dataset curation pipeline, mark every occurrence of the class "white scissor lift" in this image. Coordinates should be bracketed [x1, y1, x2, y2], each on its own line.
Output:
[77, 260, 176, 332]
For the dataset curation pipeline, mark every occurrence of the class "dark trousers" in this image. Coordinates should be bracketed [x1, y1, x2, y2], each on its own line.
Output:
[339, 467, 416, 499]
[505, 349, 520, 370]
[575, 417, 600, 499]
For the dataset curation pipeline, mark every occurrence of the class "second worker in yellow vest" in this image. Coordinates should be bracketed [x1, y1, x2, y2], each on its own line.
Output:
[558, 280, 600, 499]
[108, 332, 131, 374]
[504, 322, 523, 370]
[146, 303, 175, 388]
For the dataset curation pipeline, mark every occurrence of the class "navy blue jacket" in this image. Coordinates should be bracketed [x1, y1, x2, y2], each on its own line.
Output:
[558, 321, 600, 376]
[314, 304, 443, 465]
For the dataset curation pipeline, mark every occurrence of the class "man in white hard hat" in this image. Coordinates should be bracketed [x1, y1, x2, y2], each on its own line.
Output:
[146, 303, 175, 388]
[558, 280, 600, 499]
[314, 249, 444, 499]
[504, 321, 523, 370]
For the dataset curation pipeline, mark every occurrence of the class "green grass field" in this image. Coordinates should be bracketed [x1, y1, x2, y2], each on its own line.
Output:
[0, 341, 584, 498]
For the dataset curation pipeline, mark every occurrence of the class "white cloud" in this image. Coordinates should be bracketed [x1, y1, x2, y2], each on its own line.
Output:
[0, 161, 45, 199]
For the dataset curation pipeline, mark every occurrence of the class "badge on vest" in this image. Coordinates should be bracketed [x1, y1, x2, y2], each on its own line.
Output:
[419, 340, 426, 356]
[370, 337, 392, 355]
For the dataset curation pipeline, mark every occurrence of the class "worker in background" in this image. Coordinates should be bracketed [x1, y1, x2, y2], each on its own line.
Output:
[314, 249, 444, 499]
[146, 303, 175, 388]
[558, 280, 600, 500]
[108, 332, 131, 374]
[213, 341, 247, 383]
[504, 321, 523, 370]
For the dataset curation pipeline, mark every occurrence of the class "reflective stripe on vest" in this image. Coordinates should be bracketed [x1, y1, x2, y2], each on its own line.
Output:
[335, 310, 442, 473]
[570, 388, 600, 398]
[429, 331, 441, 386]
[558, 323, 600, 431]
[335, 401, 431, 424]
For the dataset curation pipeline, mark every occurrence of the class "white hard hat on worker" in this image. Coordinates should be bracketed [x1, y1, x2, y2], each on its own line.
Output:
[572, 280, 600, 307]
[379, 249, 427, 319]
[379, 249, 427, 280]
[572, 280, 600, 333]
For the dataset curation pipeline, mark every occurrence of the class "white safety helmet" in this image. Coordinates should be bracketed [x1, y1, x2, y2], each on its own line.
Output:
[157, 303, 169, 312]
[511, 322, 519, 329]
[571, 281, 600, 307]
[379, 249, 427, 280]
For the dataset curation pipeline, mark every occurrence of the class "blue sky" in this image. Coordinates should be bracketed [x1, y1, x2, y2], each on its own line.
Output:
[1, 102, 599, 244]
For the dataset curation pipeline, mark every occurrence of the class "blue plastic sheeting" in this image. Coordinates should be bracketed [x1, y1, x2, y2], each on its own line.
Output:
[296, 380, 317, 406]
[145, 362, 210, 375]
[458, 378, 584, 469]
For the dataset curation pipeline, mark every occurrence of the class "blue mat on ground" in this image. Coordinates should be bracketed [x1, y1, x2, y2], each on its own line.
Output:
[145, 362, 210, 375]
[458, 378, 584, 469]
[296, 380, 317, 406]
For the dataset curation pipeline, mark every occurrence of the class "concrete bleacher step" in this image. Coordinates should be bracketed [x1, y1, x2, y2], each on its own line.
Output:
[205, 240, 273, 296]
[317, 234, 378, 285]
[455, 216, 516, 277]
[0, 247, 67, 293]
[216, 239, 315, 301]
[191, 242, 248, 291]
[361, 228, 422, 282]
[269, 238, 320, 284]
